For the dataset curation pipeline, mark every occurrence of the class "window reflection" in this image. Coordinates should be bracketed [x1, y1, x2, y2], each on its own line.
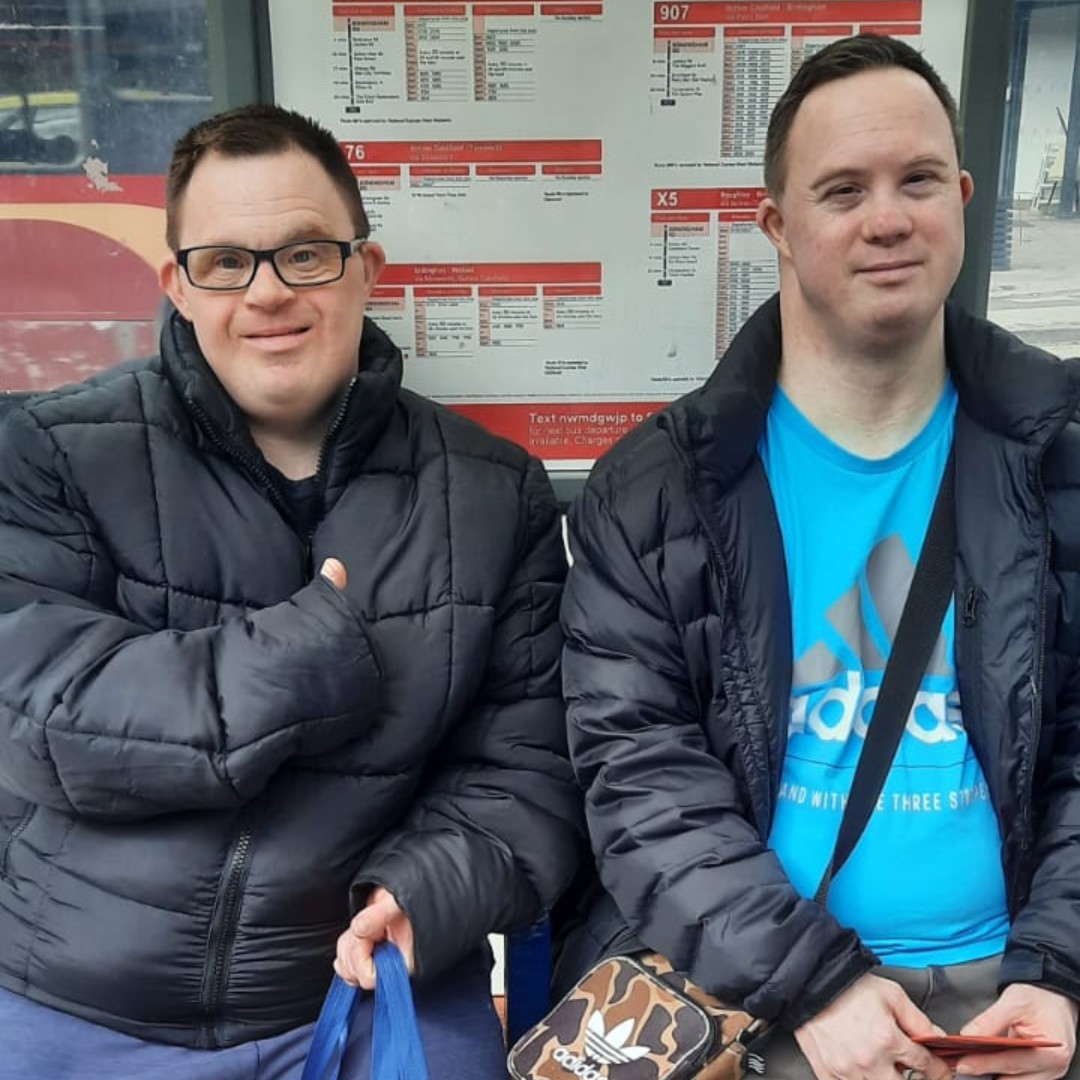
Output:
[988, 0, 1080, 359]
[0, 1, 211, 174]
[0, 0, 211, 391]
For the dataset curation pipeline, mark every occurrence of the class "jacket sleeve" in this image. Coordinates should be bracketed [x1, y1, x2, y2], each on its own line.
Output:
[1000, 658, 1080, 1002]
[1000, 430, 1080, 1003]
[561, 477, 875, 1029]
[0, 408, 384, 819]
[351, 456, 583, 981]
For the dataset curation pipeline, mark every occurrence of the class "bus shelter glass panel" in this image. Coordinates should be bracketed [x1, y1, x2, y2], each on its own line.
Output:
[988, 0, 1080, 359]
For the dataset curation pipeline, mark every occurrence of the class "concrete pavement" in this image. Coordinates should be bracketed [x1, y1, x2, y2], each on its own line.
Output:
[986, 210, 1080, 358]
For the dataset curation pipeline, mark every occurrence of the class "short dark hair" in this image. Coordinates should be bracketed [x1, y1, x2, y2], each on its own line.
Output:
[165, 104, 369, 250]
[763, 33, 962, 196]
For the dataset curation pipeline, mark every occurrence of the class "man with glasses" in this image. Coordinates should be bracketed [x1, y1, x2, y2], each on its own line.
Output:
[0, 104, 581, 1079]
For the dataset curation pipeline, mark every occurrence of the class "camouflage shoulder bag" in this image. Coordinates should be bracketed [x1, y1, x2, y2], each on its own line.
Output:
[507, 949, 767, 1080]
[509, 451, 957, 1080]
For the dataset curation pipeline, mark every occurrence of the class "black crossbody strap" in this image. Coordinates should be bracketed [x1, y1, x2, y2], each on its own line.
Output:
[813, 446, 956, 905]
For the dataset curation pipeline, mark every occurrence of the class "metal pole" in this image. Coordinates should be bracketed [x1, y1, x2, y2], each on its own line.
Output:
[206, 0, 273, 111]
[952, 0, 1018, 315]
[1058, 6, 1080, 216]
[998, 7, 1030, 223]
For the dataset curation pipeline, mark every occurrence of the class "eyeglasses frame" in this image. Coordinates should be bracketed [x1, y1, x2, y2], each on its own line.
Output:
[175, 238, 368, 291]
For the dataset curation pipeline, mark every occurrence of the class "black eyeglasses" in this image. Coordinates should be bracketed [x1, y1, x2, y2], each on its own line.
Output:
[176, 238, 366, 291]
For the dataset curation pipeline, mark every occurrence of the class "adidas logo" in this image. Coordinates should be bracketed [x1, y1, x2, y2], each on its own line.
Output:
[552, 1009, 650, 1079]
[789, 533, 961, 745]
[585, 1010, 650, 1064]
[795, 534, 952, 687]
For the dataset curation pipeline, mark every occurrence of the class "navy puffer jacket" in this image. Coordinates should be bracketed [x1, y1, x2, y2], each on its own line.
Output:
[0, 312, 581, 1047]
[561, 296, 1080, 1029]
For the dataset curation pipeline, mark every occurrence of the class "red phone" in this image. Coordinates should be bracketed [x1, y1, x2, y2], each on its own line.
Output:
[915, 1034, 1062, 1059]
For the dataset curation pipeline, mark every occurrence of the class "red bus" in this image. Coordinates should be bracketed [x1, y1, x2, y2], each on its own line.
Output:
[0, 1, 211, 391]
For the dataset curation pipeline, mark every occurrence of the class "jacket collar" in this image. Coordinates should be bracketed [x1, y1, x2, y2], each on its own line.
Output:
[666, 294, 1080, 481]
[944, 302, 1080, 447]
[160, 308, 403, 480]
[662, 294, 779, 487]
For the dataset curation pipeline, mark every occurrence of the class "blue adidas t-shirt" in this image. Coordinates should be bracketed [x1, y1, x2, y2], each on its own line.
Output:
[761, 382, 1008, 967]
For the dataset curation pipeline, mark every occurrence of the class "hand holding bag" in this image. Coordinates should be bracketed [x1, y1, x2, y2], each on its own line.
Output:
[509, 452, 958, 1080]
[301, 942, 431, 1080]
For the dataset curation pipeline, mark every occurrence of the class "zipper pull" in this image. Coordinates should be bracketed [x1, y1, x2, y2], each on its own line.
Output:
[962, 583, 981, 626]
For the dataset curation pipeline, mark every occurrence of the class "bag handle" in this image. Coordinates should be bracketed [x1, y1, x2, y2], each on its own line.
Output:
[300, 942, 431, 1080]
[300, 973, 358, 1080]
[814, 447, 956, 903]
[371, 941, 432, 1080]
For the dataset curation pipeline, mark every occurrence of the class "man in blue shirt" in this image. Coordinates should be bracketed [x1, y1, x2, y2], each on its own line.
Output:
[560, 34, 1080, 1080]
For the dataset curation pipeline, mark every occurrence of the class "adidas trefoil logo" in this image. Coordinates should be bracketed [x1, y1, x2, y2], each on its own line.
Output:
[585, 1010, 650, 1064]
[553, 1009, 651, 1079]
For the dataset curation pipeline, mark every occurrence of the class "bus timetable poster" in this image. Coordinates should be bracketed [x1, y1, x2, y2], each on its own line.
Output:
[269, 0, 969, 466]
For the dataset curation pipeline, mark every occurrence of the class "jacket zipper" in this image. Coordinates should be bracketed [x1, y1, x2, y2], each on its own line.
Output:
[1012, 460, 1053, 906]
[962, 583, 981, 626]
[182, 370, 358, 1038]
[304, 378, 358, 580]
[186, 399, 292, 521]
[188, 393, 353, 581]
[200, 826, 252, 1043]
[0, 805, 35, 879]
[187, 381, 354, 1036]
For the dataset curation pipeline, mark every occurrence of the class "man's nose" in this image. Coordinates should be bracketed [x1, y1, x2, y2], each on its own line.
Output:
[863, 191, 913, 243]
[244, 256, 294, 304]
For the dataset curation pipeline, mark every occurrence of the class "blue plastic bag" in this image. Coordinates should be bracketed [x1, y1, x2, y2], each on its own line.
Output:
[300, 942, 431, 1080]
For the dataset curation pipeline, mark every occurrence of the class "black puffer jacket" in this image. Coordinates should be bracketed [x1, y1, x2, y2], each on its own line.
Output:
[561, 296, 1080, 1029]
[0, 312, 582, 1048]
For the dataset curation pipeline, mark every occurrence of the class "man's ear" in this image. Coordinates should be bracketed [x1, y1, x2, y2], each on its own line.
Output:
[358, 240, 386, 291]
[159, 257, 193, 321]
[756, 195, 790, 259]
[960, 169, 975, 208]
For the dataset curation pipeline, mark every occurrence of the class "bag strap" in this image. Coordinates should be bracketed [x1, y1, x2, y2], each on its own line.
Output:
[814, 446, 956, 904]
[299, 943, 431, 1080]
[371, 943, 432, 1080]
[300, 973, 359, 1080]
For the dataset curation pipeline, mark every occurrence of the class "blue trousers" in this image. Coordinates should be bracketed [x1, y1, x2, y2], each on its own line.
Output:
[0, 951, 508, 1080]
